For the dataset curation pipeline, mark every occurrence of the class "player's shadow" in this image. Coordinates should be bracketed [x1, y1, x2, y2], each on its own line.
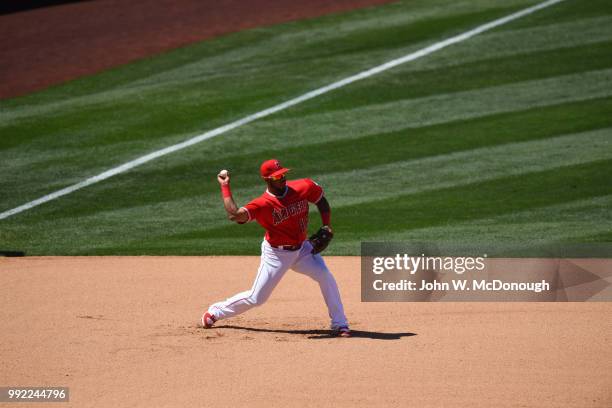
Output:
[215, 325, 416, 340]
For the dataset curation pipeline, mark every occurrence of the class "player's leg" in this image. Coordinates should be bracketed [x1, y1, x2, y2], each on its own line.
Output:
[204, 241, 295, 324]
[291, 241, 349, 330]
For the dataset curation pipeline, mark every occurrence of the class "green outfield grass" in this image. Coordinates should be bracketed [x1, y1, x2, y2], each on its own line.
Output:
[1, 0, 611, 255]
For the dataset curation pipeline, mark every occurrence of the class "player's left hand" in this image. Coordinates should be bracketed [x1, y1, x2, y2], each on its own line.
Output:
[309, 226, 334, 254]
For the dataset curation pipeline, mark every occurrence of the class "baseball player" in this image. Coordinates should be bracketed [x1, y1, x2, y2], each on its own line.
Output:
[200, 159, 350, 337]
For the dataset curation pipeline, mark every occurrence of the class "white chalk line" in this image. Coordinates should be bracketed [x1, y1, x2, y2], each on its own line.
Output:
[0, 0, 565, 220]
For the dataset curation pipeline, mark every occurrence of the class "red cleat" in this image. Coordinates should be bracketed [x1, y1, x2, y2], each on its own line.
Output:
[201, 312, 217, 329]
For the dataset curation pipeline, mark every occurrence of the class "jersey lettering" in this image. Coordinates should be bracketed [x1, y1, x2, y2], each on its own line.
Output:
[272, 199, 307, 225]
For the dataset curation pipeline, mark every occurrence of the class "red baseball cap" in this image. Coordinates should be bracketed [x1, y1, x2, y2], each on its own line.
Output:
[260, 159, 290, 179]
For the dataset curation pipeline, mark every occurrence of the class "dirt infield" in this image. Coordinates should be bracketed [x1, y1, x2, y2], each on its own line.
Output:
[0, 0, 395, 99]
[1, 256, 610, 407]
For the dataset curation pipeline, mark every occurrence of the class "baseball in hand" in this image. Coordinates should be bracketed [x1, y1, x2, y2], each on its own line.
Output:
[218, 169, 229, 182]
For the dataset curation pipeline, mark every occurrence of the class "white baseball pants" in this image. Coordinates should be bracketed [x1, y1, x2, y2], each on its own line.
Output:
[208, 240, 348, 329]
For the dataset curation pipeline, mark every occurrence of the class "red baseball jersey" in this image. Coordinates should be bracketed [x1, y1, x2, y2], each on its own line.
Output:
[241, 178, 324, 246]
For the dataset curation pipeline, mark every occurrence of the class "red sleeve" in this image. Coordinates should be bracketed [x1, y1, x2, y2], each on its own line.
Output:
[304, 178, 324, 203]
[242, 199, 262, 223]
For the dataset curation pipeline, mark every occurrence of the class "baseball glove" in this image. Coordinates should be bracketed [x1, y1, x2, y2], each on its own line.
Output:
[309, 226, 333, 254]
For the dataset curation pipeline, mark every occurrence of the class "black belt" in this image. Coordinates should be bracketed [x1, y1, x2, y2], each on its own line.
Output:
[270, 243, 302, 251]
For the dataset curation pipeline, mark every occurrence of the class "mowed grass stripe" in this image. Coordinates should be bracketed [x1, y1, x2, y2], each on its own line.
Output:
[216, 68, 612, 157]
[6, 96, 611, 219]
[335, 160, 612, 233]
[285, 41, 612, 116]
[8, 126, 609, 255]
[506, 0, 612, 29]
[139, 96, 612, 195]
[280, 5, 525, 62]
[321, 127, 612, 207]
[128, 12, 612, 99]
[332, 195, 612, 254]
[402, 15, 612, 73]
[132, 2, 534, 92]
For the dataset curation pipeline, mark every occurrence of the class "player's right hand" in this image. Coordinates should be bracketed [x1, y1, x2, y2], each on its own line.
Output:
[217, 169, 230, 185]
